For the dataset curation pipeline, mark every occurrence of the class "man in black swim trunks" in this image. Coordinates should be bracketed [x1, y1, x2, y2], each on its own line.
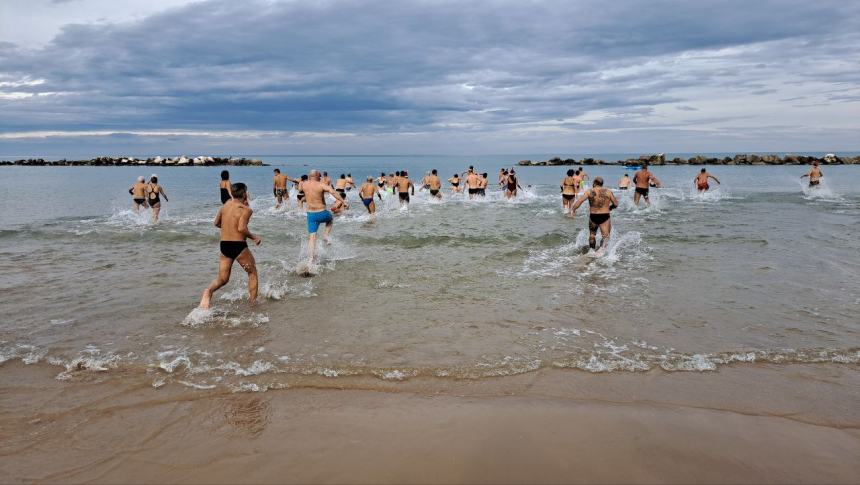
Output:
[572, 177, 619, 253]
[199, 183, 262, 309]
[632, 164, 661, 206]
[394, 170, 415, 206]
[800, 161, 823, 187]
[427, 169, 442, 199]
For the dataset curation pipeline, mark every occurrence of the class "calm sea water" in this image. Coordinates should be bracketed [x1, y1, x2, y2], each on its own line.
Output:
[1, 156, 858, 391]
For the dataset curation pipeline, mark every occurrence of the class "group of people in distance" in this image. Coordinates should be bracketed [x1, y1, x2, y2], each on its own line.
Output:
[122, 161, 825, 309]
[128, 174, 169, 223]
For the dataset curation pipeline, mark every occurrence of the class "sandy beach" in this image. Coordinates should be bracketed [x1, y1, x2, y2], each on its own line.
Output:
[2, 362, 858, 483]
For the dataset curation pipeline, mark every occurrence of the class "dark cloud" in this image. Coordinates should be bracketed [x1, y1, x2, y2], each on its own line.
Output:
[1, 0, 859, 153]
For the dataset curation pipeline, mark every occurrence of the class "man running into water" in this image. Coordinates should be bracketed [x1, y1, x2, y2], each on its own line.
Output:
[505, 169, 522, 199]
[345, 174, 355, 191]
[800, 162, 823, 187]
[618, 174, 631, 190]
[465, 170, 482, 199]
[561, 169, 578, 216]
[303, 170, 347, 263]
[571, 177, 619, 252]
[633, 164, 661, 206]
[129, 176, 148, 212]
[198, 183, 261, 309]
[694, 168, 721, 192]
[427, 169, 443, 199]
[295, 174, 308, 209]
[272, 169, 295, 209]
[448, 173, 462, 193]
[395, 170, 415, 206]
[359, 176, 384, 214]
[479, 173, 489, 196]
[333, 174, 351, 213]
[578, 166, 589, 190]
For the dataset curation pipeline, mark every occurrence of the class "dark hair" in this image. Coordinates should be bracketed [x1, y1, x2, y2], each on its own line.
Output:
[567, 169, 574, 176]
[575, 170, 580, 175]
[701, 168, 706, 172]
[453, 173, 458, 177]
[469, 165, 474, 170]
[395, 171, 401, 176]
[642, 164, 648, 169]
[273, 169, 280, 173]
[402, 170, 408, 176]
[347, 173, 351, 177]
[340, 174, 346, 179]
[593, 177, 604, 187]
[323, 171, 328, 176]
[231, 182, 247, 199]
[301, 174, 308, 181]
[431, 169, 437, 175]
[482, 173, 488, 177]
[221, 170, 230, 180]
[381, 172, 385, 176]
[150, 176, 158, 183]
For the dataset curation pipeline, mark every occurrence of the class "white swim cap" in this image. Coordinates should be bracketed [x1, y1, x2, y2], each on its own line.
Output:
[151, 173, 158, 178]
[137, 176, 145, 182]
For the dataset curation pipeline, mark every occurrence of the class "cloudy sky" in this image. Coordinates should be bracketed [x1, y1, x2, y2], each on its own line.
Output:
[1, 0, 858, 156]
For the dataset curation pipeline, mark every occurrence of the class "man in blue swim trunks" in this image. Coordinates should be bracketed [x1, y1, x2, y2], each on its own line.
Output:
[303, 170, 348, 262]
[358, 176, 383, 214]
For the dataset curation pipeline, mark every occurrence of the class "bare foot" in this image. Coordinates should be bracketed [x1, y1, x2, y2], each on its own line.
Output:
[199, 289, 212, 309]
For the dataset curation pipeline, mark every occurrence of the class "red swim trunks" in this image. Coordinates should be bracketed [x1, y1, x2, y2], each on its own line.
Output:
[697, 182, 709, 191]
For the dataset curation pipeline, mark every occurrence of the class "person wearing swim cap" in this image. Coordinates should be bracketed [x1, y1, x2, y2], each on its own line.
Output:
[129, 176, 148, 212]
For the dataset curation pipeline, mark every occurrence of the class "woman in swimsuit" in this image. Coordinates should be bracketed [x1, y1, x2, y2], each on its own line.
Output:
[448, 174, 461, 193]
[561, 169, 578, 216]
[219, 170, 232, 204]
[296, 174, 308, 209]
[505, 170, 521, 199]
[377, 172, 387, 189]
[146, 175, 169, 223]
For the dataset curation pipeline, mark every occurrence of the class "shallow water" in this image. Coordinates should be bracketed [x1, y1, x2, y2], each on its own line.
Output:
[1, 158, 858, 392]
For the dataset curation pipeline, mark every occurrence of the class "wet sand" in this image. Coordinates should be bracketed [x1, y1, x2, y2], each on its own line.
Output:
[2, 363, 858, 484]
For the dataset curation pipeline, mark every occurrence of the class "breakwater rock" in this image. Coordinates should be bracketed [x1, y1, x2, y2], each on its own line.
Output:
[0, 156, 266, 167]
[518, 153, 860, 167]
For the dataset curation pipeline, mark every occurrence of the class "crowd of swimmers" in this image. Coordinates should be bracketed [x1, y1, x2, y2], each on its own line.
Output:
[129, 161, 825, 308]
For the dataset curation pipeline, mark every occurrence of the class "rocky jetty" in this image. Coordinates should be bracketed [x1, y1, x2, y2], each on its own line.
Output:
[0, 156, 266, 167]
[517, 153, 859, 167]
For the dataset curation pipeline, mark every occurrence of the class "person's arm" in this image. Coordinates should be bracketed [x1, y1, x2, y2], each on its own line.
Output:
[213, 208, 223, 228]
[227, 184, 233, 198]
[410, 182, 415, 195]
[571, 190, 590, 213]
[609, 191, 619, 210]
[709, 175, 721, 184]
[376, 187, 383, 201]
[237, 208, 261, 245]
[800, 171, 809, 179]
[160, 186, 168, 202]
[651, 176, 662, 188]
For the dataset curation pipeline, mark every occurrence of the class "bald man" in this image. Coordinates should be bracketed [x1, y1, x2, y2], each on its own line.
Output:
[303, 170, 347, 263]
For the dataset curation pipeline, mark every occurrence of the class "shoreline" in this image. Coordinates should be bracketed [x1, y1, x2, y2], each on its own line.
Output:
[2, 362, 858, 483]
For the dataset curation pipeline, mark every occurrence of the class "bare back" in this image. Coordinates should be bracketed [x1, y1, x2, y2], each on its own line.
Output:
[303, 179, 335, 212]
[218, 201, 252, 242]
[586, 187, 618, 214]
[633, 169, 652, 188]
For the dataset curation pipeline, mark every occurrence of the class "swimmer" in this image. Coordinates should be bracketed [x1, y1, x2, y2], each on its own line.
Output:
[448, 173, 462, 193]
[561, 169, 578, 216]
[505, 169, 522, 199]
[303, 170, 347, 263]
[198, 182, 261, 309]
[633, 164, 661, 206]
[359, 176, 384, 214]
[618, 174, 630, 190]
[427, 169, 443, 199]
[420, 171, 432, 191]
[219, 170, 233, 204]
[694, 168, 721, 192]
[571, 176, 619, 252]
[345, 173, 355, 191]
[334, 174, 350, 212]
[129, 176, 148, 212]
[578, 166, 589, 189]
[273, 169, 298, 209]
[395, 170, 415, 206]
[479, 173, 489, 196]
[800, 161, 823, 187]
[386, 172, 397, 193]
[498, 169, 507, 187]
[296, 174, 308, 209]
[145, 175, 168, 223]
[465, 169, 482, 199]
[322, 172, 332, 188]
[377, 172, 387, 190]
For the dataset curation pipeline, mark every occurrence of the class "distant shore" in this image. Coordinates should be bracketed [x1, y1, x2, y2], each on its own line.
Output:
[0, 156, 266, 167]
[518, 153, 860, 166]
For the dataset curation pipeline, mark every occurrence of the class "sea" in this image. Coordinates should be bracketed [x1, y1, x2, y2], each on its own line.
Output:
[1, 154, 858, 392]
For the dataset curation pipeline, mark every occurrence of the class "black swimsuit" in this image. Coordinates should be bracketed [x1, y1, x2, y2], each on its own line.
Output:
[220, 240, 248, 260]
[589, 213, 610, 225]
[220, 187, 230, 204]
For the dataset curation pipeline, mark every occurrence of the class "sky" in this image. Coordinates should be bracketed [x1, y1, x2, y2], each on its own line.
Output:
[0, 0, 859, 157]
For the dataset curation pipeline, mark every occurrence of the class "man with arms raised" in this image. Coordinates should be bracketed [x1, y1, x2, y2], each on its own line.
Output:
[303, 170, 347, 263]
[694, 168, 720, 192]
[800, 161, 823, 188]
[632, 164, 661, 206]
[571, 177, 619, 253]
[199, 183, 261, 309]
